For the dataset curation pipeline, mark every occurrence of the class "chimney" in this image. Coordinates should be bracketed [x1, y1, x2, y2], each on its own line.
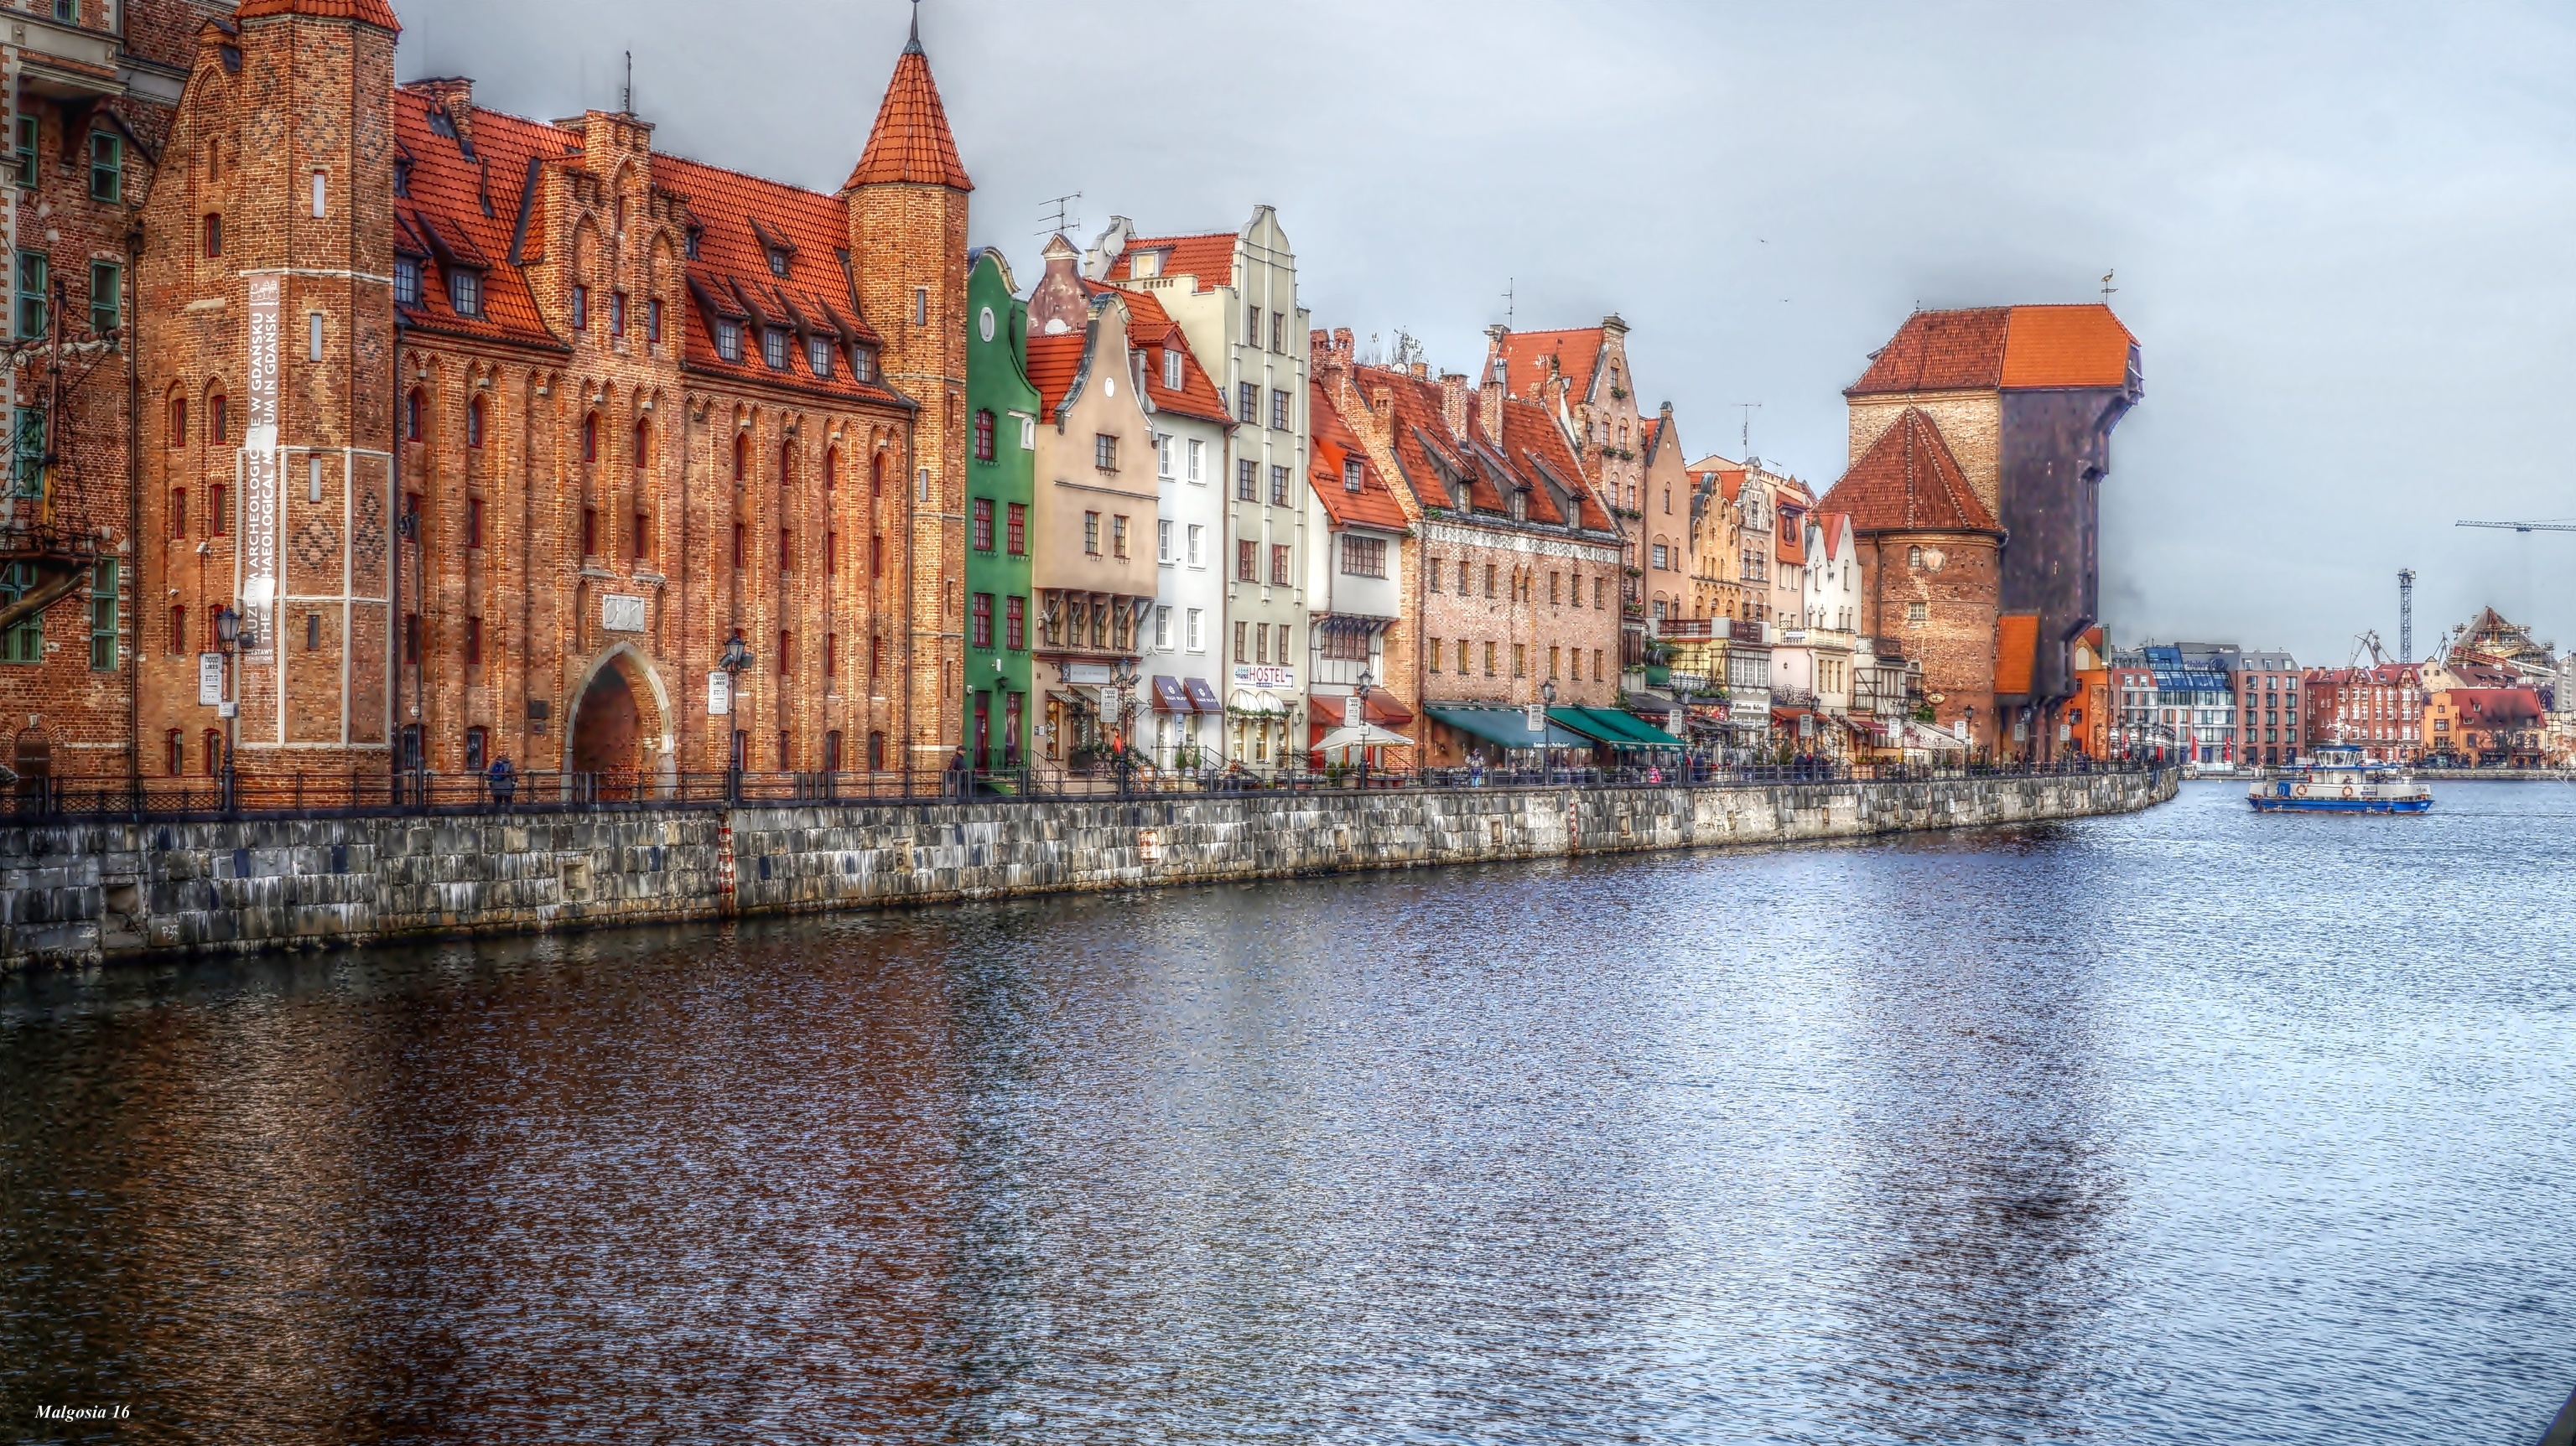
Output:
[1367, 386, 1394, 442]
[1408, 361, 1429, 381]
[414, 77, 475, 148]
[1313, 327, 1346, 395]
[1478, 352, 1506, 447]
[1439, 372, 1467, 440]
[1026, 234, 1087, 337]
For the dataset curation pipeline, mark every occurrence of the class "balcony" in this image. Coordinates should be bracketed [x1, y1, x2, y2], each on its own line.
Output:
[1651, 617, 1718, 640]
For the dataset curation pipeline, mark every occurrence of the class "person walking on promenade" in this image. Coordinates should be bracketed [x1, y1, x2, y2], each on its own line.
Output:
[486, 754, 517, 808]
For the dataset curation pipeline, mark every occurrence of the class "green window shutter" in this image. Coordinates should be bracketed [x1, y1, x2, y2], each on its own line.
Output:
[87, 130, 119, 205]
[0, 564, 39, 665]
[14, 251, 46, 339]
[89, 560, 117, 671]
[88, 260, 118, 337]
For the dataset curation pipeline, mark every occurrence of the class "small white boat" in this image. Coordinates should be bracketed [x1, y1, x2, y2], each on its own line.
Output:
[2248, 745, 2432, 814]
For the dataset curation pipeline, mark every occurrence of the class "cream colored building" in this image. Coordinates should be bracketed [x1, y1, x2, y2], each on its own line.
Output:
[1091, 207, 1310, 769]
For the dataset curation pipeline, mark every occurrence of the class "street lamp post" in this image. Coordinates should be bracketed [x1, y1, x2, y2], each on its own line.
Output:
[213, 604, 253, 811]
[1108, 656, 1140, 796]
[1540, 679, 1557, 784]
[719, 631, 752, 801]
[1353, 667, 1375, 787]
[1964, 703, 1978, 772]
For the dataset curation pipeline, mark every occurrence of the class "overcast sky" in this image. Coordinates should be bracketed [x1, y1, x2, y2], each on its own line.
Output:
[392, 0, 2576, 666]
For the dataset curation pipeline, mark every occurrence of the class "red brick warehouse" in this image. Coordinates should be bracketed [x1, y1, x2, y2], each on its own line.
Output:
[130, 0, 968, 789]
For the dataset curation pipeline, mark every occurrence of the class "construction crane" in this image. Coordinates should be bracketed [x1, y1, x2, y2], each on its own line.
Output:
[2457, 520, 2576, 532]
[2397, 569, 2414, 661]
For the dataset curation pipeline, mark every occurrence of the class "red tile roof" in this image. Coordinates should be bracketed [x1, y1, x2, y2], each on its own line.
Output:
[1995, 614, 2040, 696]
[235, 0, 400, 29]
[1815, 407, 2001, 534]
[2442, 688, 2544, 724]
[843, 34, 971, 190]
[392, 87, 902, 406]
[1310, 380, 1410, 532]
[1025, 334, 1087, 423]
[1848, 305, 2136, 395]
[1494, 328, 1602, 402]
[1101, 233, 1239, 293]
[1089, 281, 1228, 425]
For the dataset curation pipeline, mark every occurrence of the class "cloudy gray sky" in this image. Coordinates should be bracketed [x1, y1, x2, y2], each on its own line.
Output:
[394, 0, 2576, 666]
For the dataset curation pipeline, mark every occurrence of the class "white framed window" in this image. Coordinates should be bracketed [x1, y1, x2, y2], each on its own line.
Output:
[1164, 349, 1182, 390]
[917, 467, 930, 501]
[1155, 605, 1172, 650]
[1156, 433, 1173, 479]
[1158, 518, 1173, 562]
[1187, 438, 1204, 483]
[307, 312, 324, 360]
[1186, 523, 1204, 567]
[311, 171, 327, 218]
[1019, 415, 1036, 450]
[1186, 608, 1203, 651]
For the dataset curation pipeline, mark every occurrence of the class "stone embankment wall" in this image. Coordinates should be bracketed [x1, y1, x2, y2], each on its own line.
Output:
[2, 770, 2176, 972]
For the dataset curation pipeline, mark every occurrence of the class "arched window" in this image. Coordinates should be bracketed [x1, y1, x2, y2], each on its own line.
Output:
[779, 440, 793, 488]
[209, 391, 228, 443]
[202, 728, 222, 776]
[1907, 545, 1923, 568]
[165, 728, 182, 775]
[867, 730, 886, 771]
[870, 451, 885, 497]
[823, 445, 839, 491]
[168, 396, 186, 447]
[581, 412, 600, 464]
[733, 431, 749, 484]
[405, 389, 424, 442]
[632, 417, 650, 470]
[466, 396, 486, 448]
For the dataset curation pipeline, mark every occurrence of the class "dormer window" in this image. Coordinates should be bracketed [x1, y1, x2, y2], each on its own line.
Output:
[392, 159, 412, 198]
[851, 347, 873, 383]
[393, 256, 422, 308]
[714, 318, 741, 361]
[761, 326, 789, 369]
[683, 226, 703, 262]
[1132, 250, 1162, 278]
[1343, 458, 1362, 493]
[1162, 348, 1182, 390]
[808, 335, 834, 377]
[447, 266, 482, 319]
[1509, 490, 1528, 522]
[766, 249, 789, 278]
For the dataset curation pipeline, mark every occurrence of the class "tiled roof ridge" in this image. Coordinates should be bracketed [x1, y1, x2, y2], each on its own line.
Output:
[236, 0, 401, 31]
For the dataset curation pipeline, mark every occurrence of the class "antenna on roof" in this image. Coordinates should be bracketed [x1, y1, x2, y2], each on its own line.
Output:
[1736, 402, 1762, 462]
[1502, 277, 1514, 330]
[1036, 192, 1083, 239]
[2100, 268, 2117, 303]
[621, 50, 632, 114]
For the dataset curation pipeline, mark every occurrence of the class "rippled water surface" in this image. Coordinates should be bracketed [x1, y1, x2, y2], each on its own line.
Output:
[5, 781, 2574, 1443]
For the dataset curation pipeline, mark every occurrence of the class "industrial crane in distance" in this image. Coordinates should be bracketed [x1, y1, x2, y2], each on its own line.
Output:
[2456, 519, 2576, 532]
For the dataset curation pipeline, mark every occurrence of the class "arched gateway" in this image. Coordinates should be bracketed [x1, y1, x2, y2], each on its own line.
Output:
[563, 644, 675, 797]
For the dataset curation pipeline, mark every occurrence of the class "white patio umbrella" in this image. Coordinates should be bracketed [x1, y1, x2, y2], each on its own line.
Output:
[1314, 723, 1412, 755]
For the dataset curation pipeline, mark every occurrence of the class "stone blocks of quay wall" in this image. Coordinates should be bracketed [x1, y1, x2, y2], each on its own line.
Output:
[1, 770, 2175, 972]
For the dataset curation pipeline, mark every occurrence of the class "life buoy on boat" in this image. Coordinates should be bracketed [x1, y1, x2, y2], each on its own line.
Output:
[2342, 785, 2355, 798]
[2295, 783, 2309, 797]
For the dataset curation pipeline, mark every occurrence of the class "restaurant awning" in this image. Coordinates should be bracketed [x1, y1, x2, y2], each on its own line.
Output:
[1152, 675, 1192, 713]
[1307, 692, 1417, 730]
[1552, 707, 1685, 749]
[1183, 676, 1223, 713]
[1426, 705, 1592, 750]
[1229, 688, 1291, 717]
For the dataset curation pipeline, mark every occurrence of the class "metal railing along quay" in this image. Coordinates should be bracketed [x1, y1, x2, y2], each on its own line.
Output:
[0, 759, 2165, 823]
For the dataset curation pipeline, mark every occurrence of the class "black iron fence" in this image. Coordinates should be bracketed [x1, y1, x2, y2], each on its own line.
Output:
[0, 759, 2166, 822]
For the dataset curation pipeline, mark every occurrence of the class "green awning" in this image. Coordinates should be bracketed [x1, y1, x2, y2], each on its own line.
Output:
[1425, 705, 1592, 750]
[1551, 707, 1685, 748]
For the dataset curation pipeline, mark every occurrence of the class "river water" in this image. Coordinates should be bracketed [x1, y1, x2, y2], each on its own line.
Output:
[3, 781, 2572, 1443]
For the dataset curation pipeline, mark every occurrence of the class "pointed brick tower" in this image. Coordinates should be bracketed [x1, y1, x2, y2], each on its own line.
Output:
[844, 8, 971, 767]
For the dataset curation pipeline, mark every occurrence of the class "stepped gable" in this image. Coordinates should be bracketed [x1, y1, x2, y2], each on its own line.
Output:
[1816, 407, 2000, 534]
[392, 85, 902, 404]
[1309, 381, 1408, 531]
[1848, 304, 2135, 395]
[1086, 279, 1228, 424]
[234, 0, 401, 29]
[1101, 232, 1237, 293]
[1493, 328, 1602, 401]
[843, 20, 971, 191]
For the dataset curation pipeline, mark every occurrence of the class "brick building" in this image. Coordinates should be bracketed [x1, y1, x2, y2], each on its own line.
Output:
[1313, 334, 1623, 763]
[0, 0, 198, 788]
[132, 0, 966, 788]
[1840, 305, 2141, 759]
[1487, 319, 1645, 663]
[2303, 662, 2414, 764]
[2229, 648, 2303, 765]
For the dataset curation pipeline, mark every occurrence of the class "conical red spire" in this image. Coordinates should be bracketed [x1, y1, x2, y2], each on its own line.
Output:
[844, 12, 972, 192]
[233, 0, 401, 29]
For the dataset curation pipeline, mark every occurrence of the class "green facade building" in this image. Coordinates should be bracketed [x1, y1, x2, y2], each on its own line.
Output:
[963, 249, 1037, 767]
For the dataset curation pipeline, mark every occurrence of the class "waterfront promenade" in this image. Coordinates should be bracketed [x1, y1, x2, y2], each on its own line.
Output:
[0, 765, 2175, 972]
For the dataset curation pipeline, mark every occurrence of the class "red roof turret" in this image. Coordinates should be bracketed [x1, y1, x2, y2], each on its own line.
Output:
[844, 13, 971, 192]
